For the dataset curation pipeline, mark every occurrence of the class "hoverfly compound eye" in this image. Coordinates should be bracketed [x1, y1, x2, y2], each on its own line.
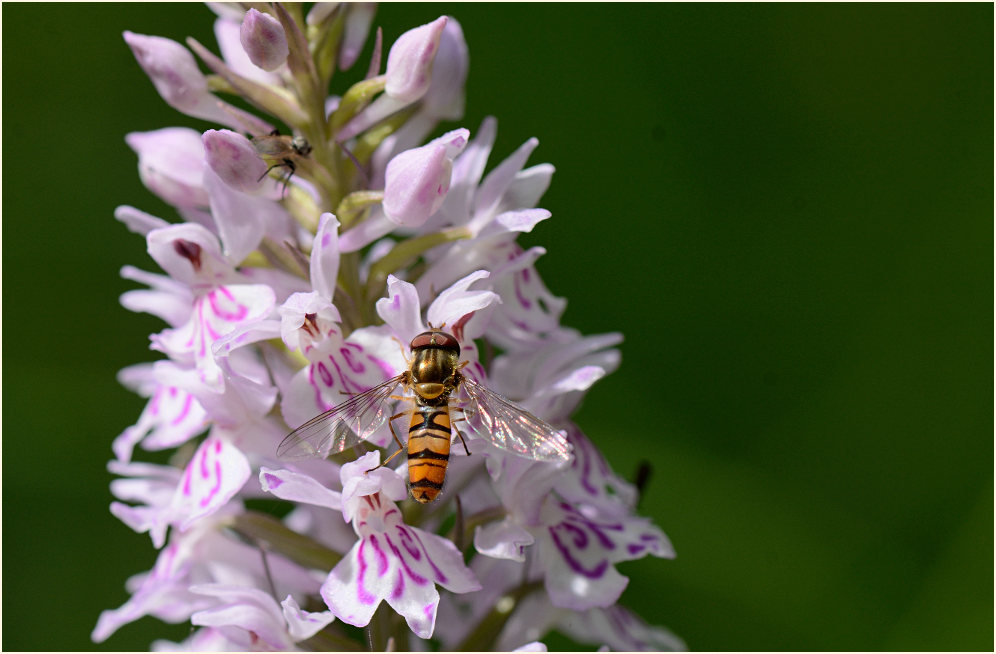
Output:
[410, 330, 461, 354]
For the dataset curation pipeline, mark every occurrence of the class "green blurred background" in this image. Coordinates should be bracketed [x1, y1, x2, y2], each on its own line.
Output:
[3, 3, 992, 651]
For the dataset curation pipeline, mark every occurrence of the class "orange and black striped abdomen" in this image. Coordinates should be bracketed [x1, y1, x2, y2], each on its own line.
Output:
[407, 406, 451, 503]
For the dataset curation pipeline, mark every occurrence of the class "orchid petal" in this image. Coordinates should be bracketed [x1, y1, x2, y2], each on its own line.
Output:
[173, 434, 251, 530]
[259, 466, 342, 511]
[310, 212, 341, 300]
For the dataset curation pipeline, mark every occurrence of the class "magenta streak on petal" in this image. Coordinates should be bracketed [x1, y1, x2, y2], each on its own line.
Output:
[195, 301, 208, 356]
[211, 286, 249, 321]
[328, 356, 365, 394]
[571, 515, 623, 550]
[307, 364, 328, 412]
[385, 531, 428, 585]
[322, 232, 332, 247]
[369, 353, 397, 379]
[369, 534, 389, 576]
[408, 528, 448, 583]
[560, 521, 589, 549]
[214, 438, 222, 453]
[199, 445, 211, 479]
[639, 533, 660, 543]
[521, 266, 531, 282]
[148, 388, 163, 417]
[423, 603, 434, 619]
[398, 527, 422, 560]
[341, 347, 366, 374]
[626, 544, 646, 556]
[514, 271, 531, 309]
[170, 394, 194, 426]
[356, 540, 378, 605]
[262, 472, 284, 489]
[511, 319, 531, 332]
[548, 525, 609, 579]
[199, 458, 223, 507]
[155, 543, 179, 578]
[316, 361, 333, 386]
[391, 565, 406, 600]
[182, 466, 193, 496]
[575, 435, 598, 496]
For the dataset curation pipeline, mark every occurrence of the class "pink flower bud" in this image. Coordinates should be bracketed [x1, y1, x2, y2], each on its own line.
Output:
[422, 17, 468, 121]
[125, 127, 208, 209]
[384, 16, 447, 103]
[383, 128, 468, 227]
[239, 8, 288, 71]
[337, 3, 377, 71]
[202, 129, 268, 192]
[124, 31, 208, 113]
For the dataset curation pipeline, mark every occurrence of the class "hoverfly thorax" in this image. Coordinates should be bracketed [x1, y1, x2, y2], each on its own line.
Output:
[409, 331, 461, 402]
[277, 327, 571, 504]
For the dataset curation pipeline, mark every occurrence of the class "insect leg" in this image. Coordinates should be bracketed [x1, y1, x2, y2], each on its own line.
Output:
[278, 159, 296, 197]
[364, 411, 408, 473]
[448, 406, 472, 456]
[452, 423, 471, 456]
[257, 161, 286, 182]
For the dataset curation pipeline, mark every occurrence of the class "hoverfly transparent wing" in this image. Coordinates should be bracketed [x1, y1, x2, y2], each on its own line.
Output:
[459, 378, 572, 463]
[277, 374, 405, 460]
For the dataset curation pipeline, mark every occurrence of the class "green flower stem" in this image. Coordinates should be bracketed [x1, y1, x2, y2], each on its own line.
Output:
[309, 6, 346, 87]
[228, 511, 343, 571]
[187, 37, 309, 128]
[351, 107, 417, 165]
[456, 580, 546, 651]
[299, 626, 365, 652]
[336, 190, 384, 230]
[449, 506, 508, 551]
[256, 236, 309, 279]
[338, 250, 367, 333]
[364, 227, 472, 305]
[330, 76, 387, 134]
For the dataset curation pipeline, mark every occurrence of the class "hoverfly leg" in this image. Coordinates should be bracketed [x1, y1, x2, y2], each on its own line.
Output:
[453, 426, 471, 456]
[364, 411, 408, 473]
[449, 406, 472, 456]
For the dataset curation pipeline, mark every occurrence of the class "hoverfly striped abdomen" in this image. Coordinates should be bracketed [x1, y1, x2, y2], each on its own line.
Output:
[277, 328, 572, 504]
[407, 405, 452, 503]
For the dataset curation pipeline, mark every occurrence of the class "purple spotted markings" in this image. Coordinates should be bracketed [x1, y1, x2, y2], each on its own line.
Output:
[97, 4, 681, 651]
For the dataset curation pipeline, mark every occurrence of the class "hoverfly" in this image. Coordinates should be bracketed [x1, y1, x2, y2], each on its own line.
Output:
[277, 329, 572, 503]
[252, 130, 312, 192]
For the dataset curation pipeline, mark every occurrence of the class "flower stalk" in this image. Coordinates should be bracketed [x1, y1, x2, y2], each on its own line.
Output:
[97, 4, 684, 652]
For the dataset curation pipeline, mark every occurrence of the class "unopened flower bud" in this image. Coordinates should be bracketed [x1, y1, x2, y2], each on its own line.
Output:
[384, 16, 447, 103]
[202, 129, 267, 193]
[383, 128, 468, 227]
[422, 17, 468, 121]
[239, 8, 288, 71]
[337, 3, 377, 71]
[124, 31, 208, 112]
[124, 31, 243, 129]
[125, 127, 208, 209]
